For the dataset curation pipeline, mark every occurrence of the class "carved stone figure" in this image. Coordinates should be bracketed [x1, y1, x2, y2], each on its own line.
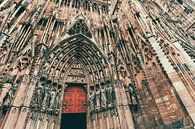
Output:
[95, 90, 100, 109]
[2, 88, 13, 106]
[49, 90, 56, 110]
[54, 88, 61, 112]
[100, 88, 107, 108]
[89, 92, 95, 111]
[0, 83, 13, 116]
[0, 83, 12, 106]
[42, 88, 49, 110]
[35, 83, 44, 108]
[107, 86, 113, 107]
[0, 0, 194, 129]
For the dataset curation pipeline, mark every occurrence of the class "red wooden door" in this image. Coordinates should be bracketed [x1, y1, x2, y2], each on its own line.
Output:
[62, 86, 86, 113]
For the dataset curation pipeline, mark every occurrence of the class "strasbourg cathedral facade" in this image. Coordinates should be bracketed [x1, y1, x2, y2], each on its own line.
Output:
[0, 0, 195, 129]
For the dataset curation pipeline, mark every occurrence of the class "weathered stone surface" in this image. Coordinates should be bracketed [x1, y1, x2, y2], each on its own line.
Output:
[0, 0, 194, 129]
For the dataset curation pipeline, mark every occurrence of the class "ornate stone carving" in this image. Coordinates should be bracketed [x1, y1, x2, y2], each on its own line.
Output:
[95, 89, 101, 110]
[0, 83, 12, 106]
[48, 90, 56, 110]
[106, 85, 113, 108]
[42, 87, 49, 110]
[89, 92, 95, 112]
[100, 88, 107, 108]
[54, 88, 61, 113]
[17, 56, 30, 71]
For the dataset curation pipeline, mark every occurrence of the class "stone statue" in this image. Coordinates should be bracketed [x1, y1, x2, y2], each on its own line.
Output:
[89, 92, 95, 111]
[2, 88, 13, 106]
[107, 86, 113, 107]
[54, 88, 62, 113]
[0, 83, 12, 106]
[100, 88, 107, 108]
[95, 90, 100, 109]
[0, 83, 13, 116]
[35, 83, 44, 108]
[49, 90, 56, 110]
[42, 89, 49, 110]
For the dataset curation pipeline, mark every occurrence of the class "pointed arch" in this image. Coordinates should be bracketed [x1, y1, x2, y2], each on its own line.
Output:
[39, 33, 113, 84]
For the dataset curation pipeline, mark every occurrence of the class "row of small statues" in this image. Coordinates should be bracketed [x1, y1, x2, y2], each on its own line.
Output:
[89, 85, 115, 112]
[31, 83, 62, 114]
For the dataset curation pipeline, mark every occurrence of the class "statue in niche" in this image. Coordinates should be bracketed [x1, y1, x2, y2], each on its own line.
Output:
[49, 89, 56, 111]
[34, 83, 44, 109]
[89, 92, 95, 111]
[42, 87, 49, 110]
[0, 75, 17, 111]
[0, 83, 12, 106]
[107, 86, 113, 107]
[0, 82, 14, 116]
[95, 90, 101, 109]
[2, 88, 13, 106]
[100, 88, 107, 108]
[54, 88, 62, 113]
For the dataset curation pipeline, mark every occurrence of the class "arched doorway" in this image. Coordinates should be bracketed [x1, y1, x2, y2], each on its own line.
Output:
[34, 16, 113, 129]
[61, 83, 87, 129]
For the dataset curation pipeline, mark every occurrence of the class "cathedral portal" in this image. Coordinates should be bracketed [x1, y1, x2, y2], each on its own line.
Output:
[0, 0, 194, 129]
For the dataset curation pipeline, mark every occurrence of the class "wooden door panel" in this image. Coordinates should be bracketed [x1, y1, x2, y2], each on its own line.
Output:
[62, 86, 86, 113]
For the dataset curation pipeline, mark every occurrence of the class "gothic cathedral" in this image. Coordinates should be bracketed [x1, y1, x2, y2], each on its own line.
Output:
[0, 0, 194, 129]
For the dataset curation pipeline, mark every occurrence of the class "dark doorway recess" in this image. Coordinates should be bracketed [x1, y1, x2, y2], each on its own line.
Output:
[61, 113, 86, 129]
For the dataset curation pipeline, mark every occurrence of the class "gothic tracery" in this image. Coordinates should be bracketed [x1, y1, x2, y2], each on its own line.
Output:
[0, 0, 195, 129]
